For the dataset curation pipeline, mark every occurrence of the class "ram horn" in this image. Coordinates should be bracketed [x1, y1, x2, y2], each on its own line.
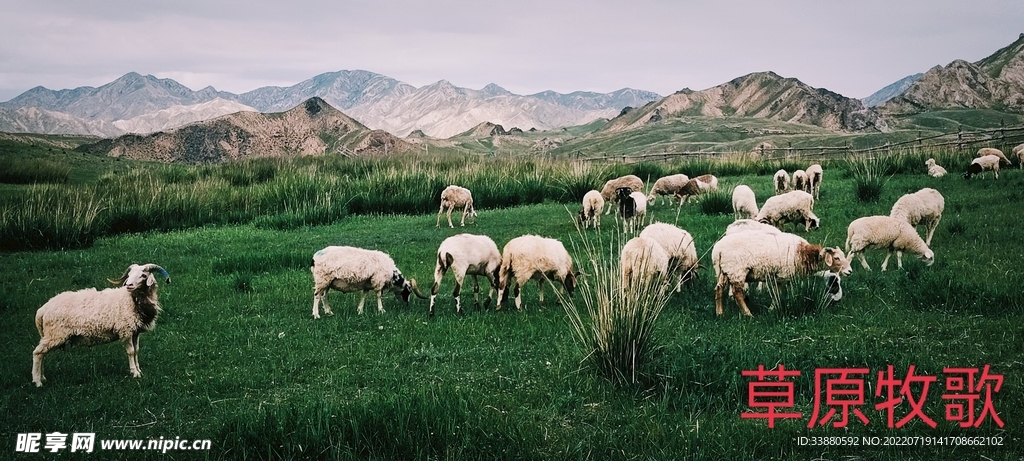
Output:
[142, 264, 171, 284]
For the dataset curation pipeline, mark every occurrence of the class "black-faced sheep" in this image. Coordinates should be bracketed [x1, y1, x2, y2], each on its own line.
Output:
[647, 174, 689, 206]
[964, 155, 1001, 179]
[577, 190, 604, 230]
[732, 185, 758, 220]
[616, 187, 648, 233]
[436, 185, 477, 228]
[755, 190, 819, 232]
[497, 235, 576, 310]
[925, 158, 947, 177]
[311, 246, 427, 317]
[773, 169, 790, 195]
[806, 164, 823, 200]
[639, 222, 699, 291]
[600, 175, 644, 214]
[429, 234, 502, 316]
[32, 263, 170, 387]
[845, 216, 934, 271]
[890, 188, 944, 246]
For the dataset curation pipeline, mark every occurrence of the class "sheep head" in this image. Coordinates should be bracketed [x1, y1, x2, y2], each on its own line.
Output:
[821, 248, 853, 276]
[109, 264, 170, 291]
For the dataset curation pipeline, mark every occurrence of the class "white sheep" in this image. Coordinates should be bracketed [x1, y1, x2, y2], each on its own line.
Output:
[1014, 143, 1024, 168]
[429, 234, 501, 316]
[617, 188, 647, 234]
[497, 235, 577, 310]
[600, 175, 644, 214]
[695, 174, 719, 191]
[925, 158, 947, 177]
[755, 190, 819, 232]
[577, 190, 604, 230]
[640, 222, 699, 291]
[845, 216, 935, 271]
[732, 185, 758, 220]
[32, 263, 170, 387]
[792, 169, 809, 193]
[311, 246, 427, 317]
[806, 164, 823, 199]
[646, 174, 689, 206]
[977, 147, 1010, 166]
[726, 219, 782, 235]
[712, 231, 852, 316]
[890, 188, 944, 246]
[964, 155, 1001, 179]
[436, 185, 477, 228]
[773, 169, 790, 195]
[620, 236, 670, 290]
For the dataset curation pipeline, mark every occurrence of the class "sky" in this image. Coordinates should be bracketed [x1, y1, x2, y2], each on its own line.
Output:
[1, 0, 1022, 103]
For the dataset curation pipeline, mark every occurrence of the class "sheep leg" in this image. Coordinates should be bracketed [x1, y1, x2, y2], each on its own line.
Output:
[537, 279, 545, 306]
[925, 217, 940, 246]
[471, 275, 480, 311]
[896, 251, 904, 270]
[125, 334, 142, 378]
[429, 264, 448, 317]
[459, 205, 468, 227]
[453, 273, 465, 315]
[446, 208, 455, 228]
[731, 281, 754, 317]
[513, 281, 523, 310]
[32, 336, 65, 386]
[357, 292, 367, 315]
[851, 251, 871, 271]
[880, 252, 892, 271]
[714, 275, 727, 316]
[376, 290, 386, 314]
[436, 205, 445, 228]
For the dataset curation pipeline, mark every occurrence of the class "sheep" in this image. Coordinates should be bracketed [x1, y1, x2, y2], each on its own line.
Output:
[732, 185, 758, 220]
[436, 185, 477, 228]
[617, 187, 647, 234]
[976, 147, 1011, 166]
[646, 174, 689, 206]
[754, 190, 819, 232]
[925, 158, 947, 177]
[726, 219, 782, 235]
[577, 190, 604, 230]
[806, 164, 823, 200]
[640, 222, 699, 291]
[1014, 143, 1024, 168]
[600, 175, 643, 214]
[497, 235, 577, 310]
[712, 231, 852, 316]
[773, 169, 790, 195]
[792, 169, 809, 193]
[620, 236, 670, 290]
[694, 174, 719, 191]
[890, 188, 944, 246]
[311, 246, 427, 318]
[822, 270, 843, 303]
[32, 263, 170, 387]
[845, 216, 934, 271]
[429, 234, 501, 316]
[673, 175, 717, 205]
[964, 155, 1001, 179]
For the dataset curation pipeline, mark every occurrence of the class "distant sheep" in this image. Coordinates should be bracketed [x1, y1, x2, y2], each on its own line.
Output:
[977, 147, 1010, 166]
[755, 190, 819, 232]
[1014, 143, 1024, 168]
[32, 263, 170, 387]
[806, 164, 823, 199]
[436, 185, 477, 228]
[890, 188, 944, 246]
[617, 188, 647, 233]
[964, 155, 1001, 179]
[640, 222, 699, 291]
[694, 174, 719, 191]
[925, 158, 947, 177]
[792, 170, 809, 193]
[600, 175, 644, 214]
[497, 235, 577, 310]
[845, 216, 934, 271]
[620, 236, 670, 290]
[773, 169, 790, 195]
[647, 174, 689, 206]
[674, 174, 717, 205]
[731, 185, 758, 220]
[311, 246, 427, 317]
[429, 234, 502, 316]
[577, 190, 604, 230]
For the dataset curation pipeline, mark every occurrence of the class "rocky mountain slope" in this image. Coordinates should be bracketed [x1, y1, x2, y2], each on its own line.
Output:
[862, 73, 923, 107]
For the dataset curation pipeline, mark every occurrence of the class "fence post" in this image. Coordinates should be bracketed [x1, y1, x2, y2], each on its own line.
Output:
[957, 125, 963, 150]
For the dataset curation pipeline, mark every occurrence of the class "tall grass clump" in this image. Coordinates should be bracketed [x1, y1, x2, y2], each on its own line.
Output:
[697, 189, 732, 216]
[762, 274, 834, 317]
[0, 185, 104, 250]
[0, 157, 71, 184]
[845, 154, 893, 202]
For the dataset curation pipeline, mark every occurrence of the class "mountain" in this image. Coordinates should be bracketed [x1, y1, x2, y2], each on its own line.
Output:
[0, 106, 123, 137]
[79, 98, 410, 163]
[112, 99, 257, 134]
[603, 71, 888, 133]
[862, 73, 923, 107]
[880, 34, 1024, 114]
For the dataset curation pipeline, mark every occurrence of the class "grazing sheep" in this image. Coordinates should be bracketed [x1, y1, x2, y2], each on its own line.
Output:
[806, 164, 823, 199]
[964, 155, 1001, 179]
[429, 234, 502, 316]
[32, 263, 170, 387]
[694, 174, 719, 191]
[726, 219, 783, 235]
[647, 174, 689, 206]
[732, 185, 758, 220]
[925, 158, 947, 177]
[755, 190, 819, 232]
[620, 236, 670, 290]
[311, 246, 427, 317]
[600, 175, 644, 214]
[617, 187, 647, 233]
[712, 232, 852, 316]
[890, 188, 944, 246]
[640, 222, 699, 291]
[977, 147, 1011, 166]
[792, 170, 809, 193]
[822, 270, 843, 303]
[436, 185, 477, 228]
[773, 169, 790, 195]
[845, 216, 935, 271]
[497, 235, 577, 310]
[674, 175, 717, 205]
[577, 190, 605, 230]
[1014, 143, 1024, 168]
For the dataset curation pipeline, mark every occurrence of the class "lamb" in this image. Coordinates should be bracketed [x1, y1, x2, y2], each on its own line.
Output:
[963, 155, 1001, 179]
[890, 188, 944, 246]
[436, 185, 477, 228]
[311, 246, 427, 318]
[577, 190, 604, 230]
[806, 164, 823, 200]
[773, 169, 790, 195]
[845, 216, 935, 271]
[976, 147, 1011, 166]
[731, 185, 758, 220]
[620, 236, 670, 290]
[925, 158, 947, 177]
[712, 231, 852, 316]
[754, 190, 819, 232]
[640, 222, 699, 291]
[792, 170, 809, 193]
[600, 175, 643, 214]
[32, 263, 170, 387]
[617, 187, 647, 233]
[646, 174, 689, 206]
[429, 234, 502, 316]
[1014, 143, 1024, 168]
[497, 235, 577, 310]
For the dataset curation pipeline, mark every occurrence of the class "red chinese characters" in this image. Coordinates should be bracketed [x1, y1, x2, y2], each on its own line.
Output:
[740, 364, 802, 428]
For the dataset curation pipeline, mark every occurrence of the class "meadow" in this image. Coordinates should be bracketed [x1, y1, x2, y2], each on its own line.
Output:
[1, 146, 1022, 460]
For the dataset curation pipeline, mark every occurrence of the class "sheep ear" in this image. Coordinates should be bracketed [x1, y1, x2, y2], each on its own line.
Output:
[823, 248, 835, 266]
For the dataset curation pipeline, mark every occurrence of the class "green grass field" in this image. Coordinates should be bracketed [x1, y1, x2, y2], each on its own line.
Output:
[1, 143, 1022, 460]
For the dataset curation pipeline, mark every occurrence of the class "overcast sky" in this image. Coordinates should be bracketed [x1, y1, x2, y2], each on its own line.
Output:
[1, 0, 1021, 103]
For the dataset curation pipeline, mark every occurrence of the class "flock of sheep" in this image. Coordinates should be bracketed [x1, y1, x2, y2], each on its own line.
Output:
[28, 144, 1019, 386]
